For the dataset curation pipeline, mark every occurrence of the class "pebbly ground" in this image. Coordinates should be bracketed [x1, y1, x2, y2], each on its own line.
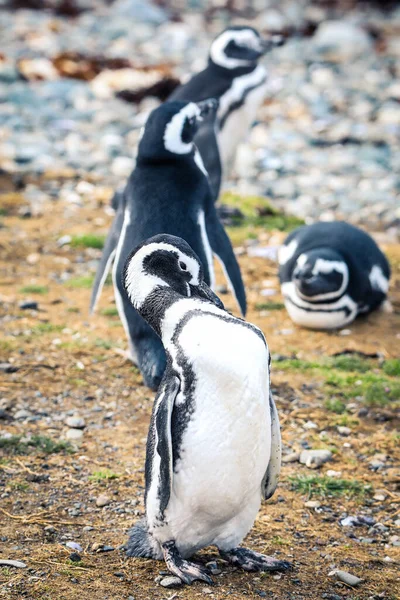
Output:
[0, 1, 400, 599]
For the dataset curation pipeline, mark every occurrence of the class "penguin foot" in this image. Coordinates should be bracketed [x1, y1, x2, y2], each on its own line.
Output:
[219, 547, 292, 572]
[162, 541, 213, 585]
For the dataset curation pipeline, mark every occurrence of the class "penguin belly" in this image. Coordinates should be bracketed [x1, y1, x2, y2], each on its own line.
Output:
[218, 80, 268, 168]
[164, 315, 271, 557]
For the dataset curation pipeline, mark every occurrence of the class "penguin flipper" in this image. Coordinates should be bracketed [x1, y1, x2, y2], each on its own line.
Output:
[149, 375, 180, 522]
[90, 206, 124, 314]
[206, 207, 247, 316]
[262, 391, 282, 500]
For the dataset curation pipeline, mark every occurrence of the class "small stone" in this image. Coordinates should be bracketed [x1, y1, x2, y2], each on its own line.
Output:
[65, 416, 85, 429]
[44, 525, 56, 534]
[57, 235, 72, 247]
[14, 409, 31, 420]
[373, 490, 387, 501]
[304, 421, 318, 430]
[19, 301, 38, 310]
[337, 426, 351, 436]
[339, 329, 352, 336]
[329, 570, 362, 587]
[69, 552, 81, 562]
[299, 449, 332, 468]
[0, 560, 27, 568]
[282, 452, 300, 463]
[202, 587, 213, 594]
[326, 470, 342, 478]
[159, 576, 182, 588]
[66, 541, 83, 552]
[304, 500, 321, 509]
[83, 526, 94, 532]
[0, 363, 19, 373]
[96, 495, 111, 508]
[205, 560, 221, 574]
[66, 428, 84, 441]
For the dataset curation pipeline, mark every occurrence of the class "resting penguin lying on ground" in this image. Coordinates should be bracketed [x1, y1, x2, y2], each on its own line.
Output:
[90, 100, 246, 390]
[169, 26, 284, 200]
[122, 233, 291, 584]
[279, 221, 390, 330]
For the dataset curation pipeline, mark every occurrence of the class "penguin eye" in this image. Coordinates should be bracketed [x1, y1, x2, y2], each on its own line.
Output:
[179, 261, 187, 271]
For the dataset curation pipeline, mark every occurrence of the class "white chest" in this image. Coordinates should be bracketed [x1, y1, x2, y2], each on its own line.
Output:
[218, 66, 268, 165]
[170, 315, 270, 508]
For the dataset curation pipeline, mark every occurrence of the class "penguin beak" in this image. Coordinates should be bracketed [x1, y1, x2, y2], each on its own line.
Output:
[192, 281, 225, 310]
[260, 35, 285, 53]
[197, 98, 219, 119]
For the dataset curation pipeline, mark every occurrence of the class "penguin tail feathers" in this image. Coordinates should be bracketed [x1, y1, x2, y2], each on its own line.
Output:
[125, 519, 162, 559]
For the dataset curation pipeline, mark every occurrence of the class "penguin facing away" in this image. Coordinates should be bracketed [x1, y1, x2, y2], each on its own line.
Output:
[279, 221, 391, 330]
[169, 26, 284, 199]
[90, 99, 246, 390]
[122, 234, 290, 584]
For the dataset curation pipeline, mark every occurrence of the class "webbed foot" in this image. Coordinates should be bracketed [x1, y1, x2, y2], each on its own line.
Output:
[219, 546, 292, 572]
[162, 541, 213, 585]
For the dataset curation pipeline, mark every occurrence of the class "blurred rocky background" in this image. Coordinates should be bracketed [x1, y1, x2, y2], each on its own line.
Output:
[0, 0, 399, 232]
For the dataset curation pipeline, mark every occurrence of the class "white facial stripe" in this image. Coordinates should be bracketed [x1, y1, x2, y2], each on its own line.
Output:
[163, 103, 200, 155]
[369, 265, 389, 293]
[278, 240, 298, 265]
[124, 242, 200, 309]
[210, 29, 261, 69]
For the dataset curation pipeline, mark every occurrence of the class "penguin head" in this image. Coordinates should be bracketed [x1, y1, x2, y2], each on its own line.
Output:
[138, 99, 218, 161]
[292, 249, 349, 302]
[123, 234, 224, 312]
[209, 26, 284, 70]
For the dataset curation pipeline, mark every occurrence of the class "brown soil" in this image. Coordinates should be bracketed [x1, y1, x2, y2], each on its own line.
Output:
[0, 196, 399, 600]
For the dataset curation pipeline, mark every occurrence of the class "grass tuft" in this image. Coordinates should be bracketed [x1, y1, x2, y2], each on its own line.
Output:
[330, 355, 371, 373]
[0, 435, 73, 455]
[70, 235, 105, 250]
[66, 275, 95, 289]
[19, 285, 48, 295]
[382, 359, 400, 377]
[255, 302, 285, 311]
[31, 323, 64, 335]
[89, 469, 120, 482]
[100, 307, 119, 317]
[289, 475, 368, 498]
[324, 398, 347, 414]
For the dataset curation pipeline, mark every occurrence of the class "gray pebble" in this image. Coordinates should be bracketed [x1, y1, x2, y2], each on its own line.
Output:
[159, 576, 182, 588]
[329, 569, 363, 586]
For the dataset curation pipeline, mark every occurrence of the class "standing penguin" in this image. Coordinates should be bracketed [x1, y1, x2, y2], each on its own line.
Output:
[123, 234, 290, 584]
[169, 26, 284, 199]
[279, 221, 391, 330]
[90, 100, 246, 390]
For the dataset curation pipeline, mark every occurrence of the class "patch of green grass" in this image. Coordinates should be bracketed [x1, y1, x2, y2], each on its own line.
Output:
[66, 274, 112, 289]
[274, 358, 323, 371]
[100, 307, 119, 317]
[382, 359, 400, 377]
[289, 475, 368, 498]
[0, 435, 73, 455]
[0, 339, 16, 352]
[19, 285, 48, 295]
[255, 302, 285, 311]
[325, 372, 400, 406]
[330, 355, 371, 373]
[68, 378, 86, 387]
[1, 567, 11, 577]
[66, 307, 80, 313]
[324, 398, 347, 414]
[94, 338, 113, 350]
[66, 275, 95, 289]
[89, 469, 120, 482]
[70, 234, 105, 250]
[222, 192, 304, 244]
[9, 481, 30, 491]
[31, 322, 64, 335]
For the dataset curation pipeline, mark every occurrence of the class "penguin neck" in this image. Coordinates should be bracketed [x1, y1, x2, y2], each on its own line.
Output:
[137, 149, 197, 168]
[207, 58, 259, 78]
[139, 288, 183, 338]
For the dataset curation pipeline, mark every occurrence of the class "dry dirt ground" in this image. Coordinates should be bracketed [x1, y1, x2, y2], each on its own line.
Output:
[0, 184, 399, 600]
